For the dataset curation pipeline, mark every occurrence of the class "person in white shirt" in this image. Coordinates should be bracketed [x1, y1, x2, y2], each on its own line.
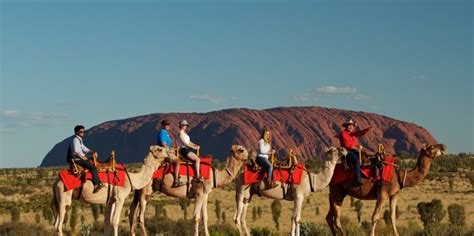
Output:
[67, 125, 103, 193]
[256, 127, 277, 189]
[177, 120, 203, 182]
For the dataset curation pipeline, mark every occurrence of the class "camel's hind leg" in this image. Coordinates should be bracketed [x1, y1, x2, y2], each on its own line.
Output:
[370, 193, 388, 236]
[201, 193, 210, 236]
[193, 188, 205, 236]
[53, 181, 72, 236]
[389, 193, 400, 236]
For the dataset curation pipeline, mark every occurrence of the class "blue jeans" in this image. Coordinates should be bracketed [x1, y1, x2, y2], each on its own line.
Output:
[74, 159, 100, 186]
[346, 151, 361, 180]
[256, 156, 273, 180]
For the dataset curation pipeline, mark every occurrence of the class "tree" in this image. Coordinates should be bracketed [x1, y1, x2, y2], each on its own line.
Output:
[354, 200, 363, 223]
[417, 199, 446, 228]
[383, 210, 390, 225]
[70, 205, 78, 231]
[271, 200, 282, 231]
[179, 198, 191, 219]
[155, 204, 167, 218]
[91, 204, 100, 222]
[10, 207, 20, 223]
[43, 205, 53, 223]
[215, 199, 222, 223]
[221, 211, 226, 223]
[252, 206, 257, 221]
[257, 206, 262, 218]
[35, 213, 41, 225]
[447, 204, 465, 226]
[315, 206, 320, 215]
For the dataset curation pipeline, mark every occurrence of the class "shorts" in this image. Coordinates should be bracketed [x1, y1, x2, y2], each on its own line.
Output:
[179, 147, 193, 158]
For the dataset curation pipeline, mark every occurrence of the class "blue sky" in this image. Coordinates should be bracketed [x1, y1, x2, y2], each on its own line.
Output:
[1, 0, 472, 168]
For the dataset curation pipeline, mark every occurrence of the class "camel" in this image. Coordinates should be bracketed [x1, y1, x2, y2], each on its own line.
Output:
[52, 145, 171, 236]
[128, 144, 250, 236]
[326, 143, 447, 236]
[234, 146, 343, 236]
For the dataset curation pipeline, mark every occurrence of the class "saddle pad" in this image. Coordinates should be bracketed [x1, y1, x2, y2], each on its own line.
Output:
[59, 166, 126, 191]
[243, 163, 305, 185]
[330, 157, 396, 186]
[152, 156, 212, 180]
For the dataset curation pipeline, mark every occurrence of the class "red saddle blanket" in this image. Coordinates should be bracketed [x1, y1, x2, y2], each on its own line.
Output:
[243, 163, 305, 185]
[152, 156, 212, 180]
[59, 163, 126, 191]
[330, 157, 396, 186]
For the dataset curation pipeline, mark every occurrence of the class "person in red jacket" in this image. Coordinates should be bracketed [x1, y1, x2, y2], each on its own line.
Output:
[339, 119, 372, 185]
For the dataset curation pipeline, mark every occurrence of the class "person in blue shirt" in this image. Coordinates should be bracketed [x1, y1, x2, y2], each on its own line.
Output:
[157, 119, 184, 187]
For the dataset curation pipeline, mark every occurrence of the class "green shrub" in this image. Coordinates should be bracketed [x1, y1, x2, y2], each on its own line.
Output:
[251, 226, 278, 236]
[448, 204, 466, 226]
[208, 223, 239, 236]
[300, 222, 330, 236]
[10, 207, 20, 223]
[417, 199, 446, 228]
[271, 199, 282, 230]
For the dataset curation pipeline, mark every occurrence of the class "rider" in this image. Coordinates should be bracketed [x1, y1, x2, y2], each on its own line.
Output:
[176, 120, 203, 182]
[256, 127, 277, 189]
[157, 119, 184, 187]
[67, 125, 104, 193]
[339, 119, 372, 185]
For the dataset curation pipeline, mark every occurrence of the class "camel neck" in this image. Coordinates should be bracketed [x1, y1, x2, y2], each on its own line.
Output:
[216, 156, 243, 187]
[401, 155, 433, 188]
[312, 158, 338, 191]
[129, 153, 159, 190]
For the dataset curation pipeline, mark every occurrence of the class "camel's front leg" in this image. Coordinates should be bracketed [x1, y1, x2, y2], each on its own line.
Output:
[240, 189, 252, 236]
[389, 193, 400, 236]
[111, 199, 126, 236]
[201, 193, 210, 236]
[370, 194, 388, 236]
[193, 189, 205, 236]
[129, 191, 140, 236]
[138, 187, 150, 236]
[291, 195, 304, 236]
[104, 202, 115, 236]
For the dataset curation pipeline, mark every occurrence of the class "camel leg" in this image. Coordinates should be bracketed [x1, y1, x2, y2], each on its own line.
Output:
[389, 193, 400, 236]
[111, 199, 125, 236]
[234, 185, 245, 235]
[56, 190, 72, 236]
[333, 201, 344, 236]
[129, 191, 140, 236]
[240, 194, 251, 236]
[201, 193, 210, 236]
[104, 202, 115, 236]
[326, 203, 336, 236]
[138, 188, 150, 236]
[370, 194, 388, 236]
[193, 190, 205, 236]
[291, 195, 305, 236]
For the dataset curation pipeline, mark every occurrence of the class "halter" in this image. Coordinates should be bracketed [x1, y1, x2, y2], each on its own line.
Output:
[225, 149, 247, 178]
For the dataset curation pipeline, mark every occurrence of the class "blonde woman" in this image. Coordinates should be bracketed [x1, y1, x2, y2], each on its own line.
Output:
[256, 127, 277, 189]
[177, 120, 203, 182]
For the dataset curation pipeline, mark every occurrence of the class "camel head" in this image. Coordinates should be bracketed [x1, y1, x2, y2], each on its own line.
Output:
[323, 146, 342, 162]
[144, 145, 170, 168]
[420, 143, 447, 159]
[230, 145, 249, 162]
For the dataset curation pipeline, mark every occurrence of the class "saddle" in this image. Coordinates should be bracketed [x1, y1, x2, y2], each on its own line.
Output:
[341, 144, 386, 177]
[68, 150, 118, 176]
[250, 149, 298, 171]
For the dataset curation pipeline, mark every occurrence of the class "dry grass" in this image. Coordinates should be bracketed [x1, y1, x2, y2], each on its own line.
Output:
[0, 167, 472, 234]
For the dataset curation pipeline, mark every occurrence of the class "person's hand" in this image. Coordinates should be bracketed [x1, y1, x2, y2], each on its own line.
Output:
[196, 145, 200, 150]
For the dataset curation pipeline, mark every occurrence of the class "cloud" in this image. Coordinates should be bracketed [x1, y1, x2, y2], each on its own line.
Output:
[1, 110, 70, 132]
[352, 94, 371, 101]
[412, 74, 426, 80]
[316, 86, 356, 94]
[189, 95, 236, 104]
